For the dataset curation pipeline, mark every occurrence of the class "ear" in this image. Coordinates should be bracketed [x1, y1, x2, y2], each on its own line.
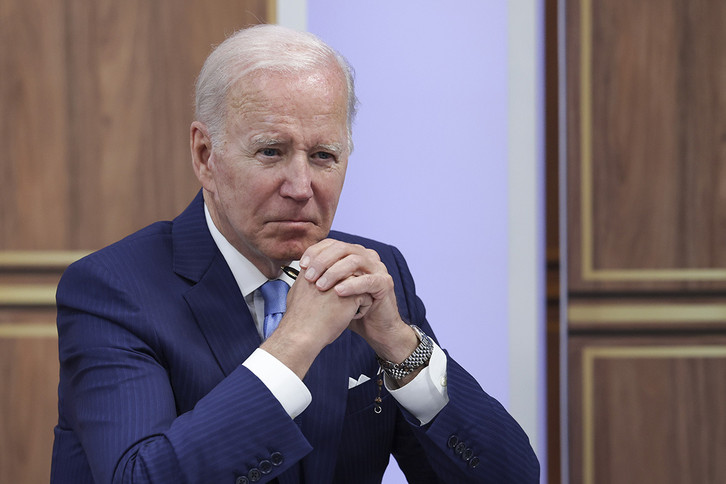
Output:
[190, 121, 216, 192]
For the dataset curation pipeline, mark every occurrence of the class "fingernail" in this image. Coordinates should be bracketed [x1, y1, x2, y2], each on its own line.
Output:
[316, 276, 327, 288]
[305, 267, 316, 280]
[300, 256, 310, 268]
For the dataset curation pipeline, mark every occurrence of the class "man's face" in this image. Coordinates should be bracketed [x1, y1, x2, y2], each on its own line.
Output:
[198, 69, 349, 275]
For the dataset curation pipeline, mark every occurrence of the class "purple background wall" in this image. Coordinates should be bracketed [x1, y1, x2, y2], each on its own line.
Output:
[306, 2, 519, 482]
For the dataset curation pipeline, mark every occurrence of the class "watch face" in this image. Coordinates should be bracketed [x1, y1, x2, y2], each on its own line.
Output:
[376, 325, 433, 380]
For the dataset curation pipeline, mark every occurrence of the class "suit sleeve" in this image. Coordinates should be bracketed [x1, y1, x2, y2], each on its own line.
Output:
[55, 256, 311, 484]
[386, 245, 540, 484]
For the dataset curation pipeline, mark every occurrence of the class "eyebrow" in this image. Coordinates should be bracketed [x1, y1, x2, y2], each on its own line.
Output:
[315, 143, 344, 155]
[249, 136, 344, 155]
[250, 135, 285, 147]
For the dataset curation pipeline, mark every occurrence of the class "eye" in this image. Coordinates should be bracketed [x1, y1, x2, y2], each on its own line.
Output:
[260, 147, 280, 157]
[312, 151, 336, 163]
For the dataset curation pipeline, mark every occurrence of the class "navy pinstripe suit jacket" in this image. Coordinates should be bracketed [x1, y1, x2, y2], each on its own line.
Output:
[50, 191, 539, 483]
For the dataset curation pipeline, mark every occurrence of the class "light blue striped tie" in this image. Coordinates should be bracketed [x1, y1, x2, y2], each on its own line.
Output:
[259, 279, 289, 339]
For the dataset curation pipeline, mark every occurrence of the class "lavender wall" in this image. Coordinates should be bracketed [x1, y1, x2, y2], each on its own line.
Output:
[299, 1, 545, 481]
[309, 0, 510, 393]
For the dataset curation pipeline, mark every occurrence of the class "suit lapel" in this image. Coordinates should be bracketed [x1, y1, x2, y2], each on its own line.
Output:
[173, 191, 261, 375]
[184, 255, 261, 375]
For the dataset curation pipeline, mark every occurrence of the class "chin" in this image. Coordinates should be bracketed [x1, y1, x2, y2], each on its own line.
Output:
[265, 238, 315, 263]
[258, 226, 328, 262]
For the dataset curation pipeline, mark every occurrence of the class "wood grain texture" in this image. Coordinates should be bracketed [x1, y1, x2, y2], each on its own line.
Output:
[568, 335, 726, 484]
[63, 0, 270, 250]
[0, 0, 71, 250]
[0, 338, 60, 483]
[563, 1, 726, 482]
[1, 0, 270, 252]
[0, 1, 270, 482]
[566, 0, 726, 292]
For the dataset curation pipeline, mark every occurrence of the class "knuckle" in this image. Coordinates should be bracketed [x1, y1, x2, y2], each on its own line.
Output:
[351, 254, 367, 270]
[364, 275, 376, 292]
[365, 248, 381, 262]
[348, 253, 362, 266]
[383, 273, 394, 290]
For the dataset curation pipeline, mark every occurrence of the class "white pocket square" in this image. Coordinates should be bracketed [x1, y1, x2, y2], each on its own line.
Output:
[348, 374, 371, 389]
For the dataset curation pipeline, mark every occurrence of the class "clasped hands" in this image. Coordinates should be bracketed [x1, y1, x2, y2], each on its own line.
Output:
[261, 239, 419, 381]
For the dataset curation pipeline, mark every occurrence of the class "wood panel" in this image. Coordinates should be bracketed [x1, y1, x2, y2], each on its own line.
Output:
[0, 336, 59, 484]
[568, 335, 726, 484]
[1, 0, 270, 252]
[0, 1, 271, 482]
[566, 0, 726, 292]
[562, 0, 726, 483]
[0, 0, 71, 250]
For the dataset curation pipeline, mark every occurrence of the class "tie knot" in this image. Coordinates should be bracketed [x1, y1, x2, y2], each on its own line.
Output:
[259, 279, 288, 316]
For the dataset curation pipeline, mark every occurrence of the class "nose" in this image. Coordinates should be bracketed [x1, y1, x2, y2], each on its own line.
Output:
[279, 152, 313, 201]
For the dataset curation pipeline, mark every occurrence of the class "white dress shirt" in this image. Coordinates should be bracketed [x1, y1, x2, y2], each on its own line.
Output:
[204, 204, 448, 425]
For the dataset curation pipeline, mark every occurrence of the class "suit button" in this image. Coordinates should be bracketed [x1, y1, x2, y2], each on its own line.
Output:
[447, 435, 459, 448]
[271, 452, 284, 466]
[248, 468, 262, 482]
[259, 460, 272, 474]
[235, 477, 248, 484]
[462, 448, 474, 461]
[469, 456, 480, 469]
[455, 442, 466, 455]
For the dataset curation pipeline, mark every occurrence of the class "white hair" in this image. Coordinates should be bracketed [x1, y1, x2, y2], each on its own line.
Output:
[194, 24, 358, 152]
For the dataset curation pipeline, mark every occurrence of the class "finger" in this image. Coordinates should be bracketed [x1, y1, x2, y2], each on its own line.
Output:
[351, 293, 373, 319]
[314, 253, 371, 291]
[281, 276, 365, 339]
[301, 240, 379, 285]
[298, 239, 344, 281]
[299, 238, 337, 270]
[334, 271, 393, 300]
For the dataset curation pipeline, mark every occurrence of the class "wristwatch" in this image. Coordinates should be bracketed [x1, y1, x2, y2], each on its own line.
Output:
[376, 325, 434, 380]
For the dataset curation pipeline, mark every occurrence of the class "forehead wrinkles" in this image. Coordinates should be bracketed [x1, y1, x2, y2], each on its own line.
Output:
[223, 72, 349, 147]
[229, 69, 346, 114]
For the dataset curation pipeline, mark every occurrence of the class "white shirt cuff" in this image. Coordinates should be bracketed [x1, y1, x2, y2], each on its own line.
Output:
[385, 343, 449, 425]
[242, 348, 312, 419]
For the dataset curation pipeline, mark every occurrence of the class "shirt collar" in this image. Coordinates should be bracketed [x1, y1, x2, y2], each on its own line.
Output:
[204, 203, 297, 297]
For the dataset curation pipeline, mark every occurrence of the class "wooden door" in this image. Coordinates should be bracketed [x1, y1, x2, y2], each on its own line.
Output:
[561, 0, 726, 482]
[0, 1, 271, 481]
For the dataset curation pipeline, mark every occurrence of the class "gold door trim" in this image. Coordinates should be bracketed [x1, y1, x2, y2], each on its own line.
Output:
[267, 0, 277, 23]
[569, 303, 726, 324]
[0, 251, 87, 306]
[0, 285, 58, 306]
[0, 323, 57, 338]
[0, 250, 89, 269]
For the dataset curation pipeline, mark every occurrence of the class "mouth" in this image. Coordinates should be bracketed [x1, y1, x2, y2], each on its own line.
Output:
[268, 219, 317, 229]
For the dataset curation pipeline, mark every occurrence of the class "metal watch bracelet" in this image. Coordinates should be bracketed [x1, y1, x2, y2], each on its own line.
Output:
[376, 325, 434, 380]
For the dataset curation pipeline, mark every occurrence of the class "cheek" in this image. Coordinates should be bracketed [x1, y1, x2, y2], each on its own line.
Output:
[321, 172, 346, 206]
[324, 186, 343, 209]
[214, 162, 253, 199]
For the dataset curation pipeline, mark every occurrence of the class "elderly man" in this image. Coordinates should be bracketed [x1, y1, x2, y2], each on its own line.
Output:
[51, 25, 538, 484]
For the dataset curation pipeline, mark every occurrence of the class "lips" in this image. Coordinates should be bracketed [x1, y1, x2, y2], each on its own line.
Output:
[267, 219, 317, 229]
[270, 218, 315, 224]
